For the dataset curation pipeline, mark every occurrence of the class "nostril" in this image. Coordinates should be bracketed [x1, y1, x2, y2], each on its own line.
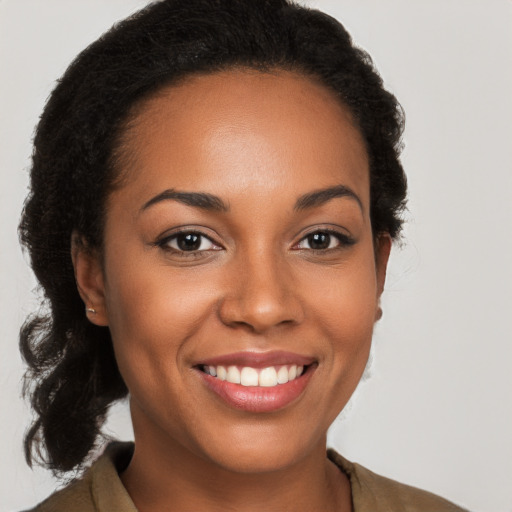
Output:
[218, 295, 304, 333]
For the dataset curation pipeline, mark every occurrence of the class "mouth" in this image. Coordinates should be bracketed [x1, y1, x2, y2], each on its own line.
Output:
[199, 363, 306, 387]
[195, 351, 317, 413]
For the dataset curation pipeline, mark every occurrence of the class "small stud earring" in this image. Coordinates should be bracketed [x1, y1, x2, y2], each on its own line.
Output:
[86, 307, 97, 314]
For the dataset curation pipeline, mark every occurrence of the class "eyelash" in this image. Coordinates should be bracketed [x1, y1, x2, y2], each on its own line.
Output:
[154, 228, 355, 257]
[155, 229, 222, 257]
[293, 229, 356, 252]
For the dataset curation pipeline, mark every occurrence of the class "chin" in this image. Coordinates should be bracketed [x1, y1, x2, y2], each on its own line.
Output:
[193, 422, 326, 475]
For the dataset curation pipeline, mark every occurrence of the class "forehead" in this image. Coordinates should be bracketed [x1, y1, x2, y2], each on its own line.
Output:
[114, 69, 370, 208]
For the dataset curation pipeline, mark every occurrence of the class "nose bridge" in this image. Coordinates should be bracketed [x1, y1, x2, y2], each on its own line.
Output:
[219, 242, 302, 332]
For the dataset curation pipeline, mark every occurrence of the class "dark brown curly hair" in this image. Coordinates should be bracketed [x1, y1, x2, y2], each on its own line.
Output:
[19, 0, 407, 474]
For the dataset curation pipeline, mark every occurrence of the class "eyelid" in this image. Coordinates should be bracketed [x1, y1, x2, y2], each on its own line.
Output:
[292, 226, 356, 250]
[152, 225, 354, 255]
[154, 227, 224, 252]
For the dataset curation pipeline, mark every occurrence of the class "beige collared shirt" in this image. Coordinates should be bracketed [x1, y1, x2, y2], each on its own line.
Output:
[28, 443, 468, 511]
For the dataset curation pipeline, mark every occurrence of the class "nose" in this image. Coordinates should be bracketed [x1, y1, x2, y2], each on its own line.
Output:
[218, 250, 304, 333]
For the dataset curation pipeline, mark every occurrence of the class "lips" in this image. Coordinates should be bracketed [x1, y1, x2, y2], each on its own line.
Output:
[195, 351, 316, 413]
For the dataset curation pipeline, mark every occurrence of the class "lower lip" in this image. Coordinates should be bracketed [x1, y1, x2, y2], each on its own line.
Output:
[198, 367, 314, 413]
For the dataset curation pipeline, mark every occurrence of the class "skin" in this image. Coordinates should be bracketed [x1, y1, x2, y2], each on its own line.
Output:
[74, 69, 391, 512]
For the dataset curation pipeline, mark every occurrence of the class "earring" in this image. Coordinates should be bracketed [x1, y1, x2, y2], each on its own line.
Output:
[86, 307, 97, 314]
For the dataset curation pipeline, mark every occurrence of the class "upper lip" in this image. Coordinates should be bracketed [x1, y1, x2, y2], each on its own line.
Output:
[196, 350, 316, 368]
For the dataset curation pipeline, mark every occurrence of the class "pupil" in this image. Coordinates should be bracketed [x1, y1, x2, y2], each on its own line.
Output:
[177, 233, 201, 251]
[309, 232, 330, 250]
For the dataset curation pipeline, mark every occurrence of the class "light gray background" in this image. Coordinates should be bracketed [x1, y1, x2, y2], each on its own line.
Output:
[1, 1, 511, 510]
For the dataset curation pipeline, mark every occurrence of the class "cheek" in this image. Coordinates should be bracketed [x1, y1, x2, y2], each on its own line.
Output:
[308, 251, 378, 375]
[314, 254, 378, 332]
[105, 248, 215, 333]
[102, 255, 217, 396]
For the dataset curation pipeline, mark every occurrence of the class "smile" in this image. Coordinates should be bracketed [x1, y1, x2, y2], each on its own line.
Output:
[196, 351, 316, 413]
[201, 364, 304, 387]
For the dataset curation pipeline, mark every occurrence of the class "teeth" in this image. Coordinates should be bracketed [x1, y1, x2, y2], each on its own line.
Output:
[240, 367, 259, 386]
[216, 365, 227, 381]
[227, 366, 241, 384]
[277, 366, 289, 384]
[204, 364, 306, 387]
[259, 367, 278, 387]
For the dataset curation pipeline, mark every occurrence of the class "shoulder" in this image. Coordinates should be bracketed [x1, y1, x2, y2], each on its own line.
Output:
[23, 473, 94, 512]
[327, 449, 469, 512]
[24, 442, 136, 512]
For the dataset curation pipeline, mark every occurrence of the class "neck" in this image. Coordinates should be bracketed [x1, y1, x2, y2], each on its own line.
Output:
[121, 424, 351, 512]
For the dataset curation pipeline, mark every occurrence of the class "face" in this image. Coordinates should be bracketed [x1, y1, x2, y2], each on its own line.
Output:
[76, 69, 390, 474]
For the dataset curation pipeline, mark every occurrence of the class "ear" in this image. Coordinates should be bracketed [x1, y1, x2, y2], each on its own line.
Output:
[374, 233, 392, 322]
[71, 231, 109, 326]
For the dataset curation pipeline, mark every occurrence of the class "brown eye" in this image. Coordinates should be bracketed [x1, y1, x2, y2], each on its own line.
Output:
[159, 231, 219, 252]
[295, 230, 355, 251]
[307, 232, 331, 250]
[176, 233, 202, 251]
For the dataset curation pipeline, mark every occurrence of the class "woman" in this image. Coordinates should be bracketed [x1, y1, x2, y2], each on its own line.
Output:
[18, 0, 468, 510]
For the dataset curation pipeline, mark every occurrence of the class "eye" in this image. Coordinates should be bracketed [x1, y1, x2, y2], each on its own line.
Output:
[158, 231, 220, 253]
[295, 230, 354, 251]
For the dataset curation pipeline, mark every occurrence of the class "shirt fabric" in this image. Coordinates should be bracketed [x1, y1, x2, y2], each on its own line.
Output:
[27, 442, 468, 511]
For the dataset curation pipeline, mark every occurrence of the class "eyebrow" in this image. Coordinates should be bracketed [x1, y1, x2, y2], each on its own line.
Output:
[141, 189, 229, 213]
[294, 185, 363, 212]
[140, 184, 362, 215]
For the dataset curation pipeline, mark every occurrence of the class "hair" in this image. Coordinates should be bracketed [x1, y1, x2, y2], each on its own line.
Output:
[19, 0, 407, 474]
